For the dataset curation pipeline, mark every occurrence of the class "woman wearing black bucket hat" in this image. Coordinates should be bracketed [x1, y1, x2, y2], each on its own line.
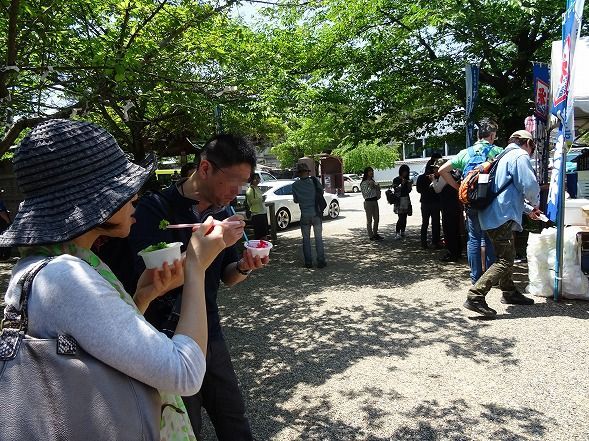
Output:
[0, 119, 226, 439]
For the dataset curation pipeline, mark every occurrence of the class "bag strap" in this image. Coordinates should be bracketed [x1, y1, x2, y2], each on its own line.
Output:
[1, 257, 53, 333]
[487, 148, 515, 201]
[481, 144, 492, 159]
[0, 258, 54, 361]
[312, 176, 321, 193]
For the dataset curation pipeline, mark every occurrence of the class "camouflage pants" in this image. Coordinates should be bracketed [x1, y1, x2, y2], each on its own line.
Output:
[468, 220, 517, 301]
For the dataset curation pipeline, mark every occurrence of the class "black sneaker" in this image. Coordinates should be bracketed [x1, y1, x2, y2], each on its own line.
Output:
[374, 234, 384, 240]
[463, 298, 497, 317]
[305, 263, 313, 269]
[501, 291, 534, 305]
[317, 261, 327, 269]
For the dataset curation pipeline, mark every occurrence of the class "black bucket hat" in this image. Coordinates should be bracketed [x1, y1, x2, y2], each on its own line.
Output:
[0, 119, 155, 246]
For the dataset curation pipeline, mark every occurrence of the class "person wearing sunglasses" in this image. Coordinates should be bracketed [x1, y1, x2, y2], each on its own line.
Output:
[463, 129, 542, 317]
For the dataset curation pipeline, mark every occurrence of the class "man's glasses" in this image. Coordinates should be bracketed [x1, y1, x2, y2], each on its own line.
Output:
[205, 158, 249, 186]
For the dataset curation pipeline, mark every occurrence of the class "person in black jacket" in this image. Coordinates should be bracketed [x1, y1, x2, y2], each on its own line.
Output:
[392, 164, 413, 239]
[416, 155, 442, 249]
[432, 159, 463, 262]
[98, 134, 266, 441]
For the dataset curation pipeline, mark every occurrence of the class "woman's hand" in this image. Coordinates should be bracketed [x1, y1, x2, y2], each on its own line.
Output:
[220, 214, 246, 247]
[134, 259, 184, 313]
[186, 216, 227, 271]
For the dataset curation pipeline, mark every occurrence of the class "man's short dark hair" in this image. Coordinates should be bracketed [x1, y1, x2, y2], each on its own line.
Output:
[200, 134, 256, 172]
[477, 118, 498, 139]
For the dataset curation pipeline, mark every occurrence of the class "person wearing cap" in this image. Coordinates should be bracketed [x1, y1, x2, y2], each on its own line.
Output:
[118, 134, 264, 440]
[432, 158, 463, 262]
[438, 118, 502, 283]
[463, 129, 541, 317]
[292, 162, 327, 268]
[0, 119, 227, 437]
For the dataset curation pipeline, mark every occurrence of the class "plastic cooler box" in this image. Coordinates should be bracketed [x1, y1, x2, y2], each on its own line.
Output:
[564, 198, 589, 226]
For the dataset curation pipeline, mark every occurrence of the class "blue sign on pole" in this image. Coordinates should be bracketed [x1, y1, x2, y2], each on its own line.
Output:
[465, 64, 479, 148]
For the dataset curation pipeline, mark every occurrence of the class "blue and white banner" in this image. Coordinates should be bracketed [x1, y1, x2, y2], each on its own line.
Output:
[547, 130, 565, 223]
[532, 62, 551, 184]
[551, 0, 585, 142]
[533, 63, 550, 123]
[465, 63, 479, 148]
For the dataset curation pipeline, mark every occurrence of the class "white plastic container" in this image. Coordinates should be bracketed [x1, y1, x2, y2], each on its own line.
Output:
[244, 240, 273, 258]
[138, 242, 182, 269]
[564, 198, 589, 226]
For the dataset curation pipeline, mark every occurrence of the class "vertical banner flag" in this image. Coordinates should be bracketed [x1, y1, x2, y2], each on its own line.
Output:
[465, 64, 479, 148]
[532, 62, 550, 184]
[547, 0, 585, 222]
[547, 129, 565, 222]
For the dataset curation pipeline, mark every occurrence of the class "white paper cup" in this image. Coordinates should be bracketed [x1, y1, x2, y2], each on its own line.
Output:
[138, 242, 182, 269]
[244, 240, 273, 258]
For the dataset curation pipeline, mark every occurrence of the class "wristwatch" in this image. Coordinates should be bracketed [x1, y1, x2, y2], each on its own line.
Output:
[236, 260, 252, 276]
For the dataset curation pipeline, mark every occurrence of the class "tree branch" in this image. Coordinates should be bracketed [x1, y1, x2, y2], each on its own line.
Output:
[117, 1, 134, 51]
[0, 0, 21, 100]
[125, 0, 168, 50]
[0, 101, 87, 154]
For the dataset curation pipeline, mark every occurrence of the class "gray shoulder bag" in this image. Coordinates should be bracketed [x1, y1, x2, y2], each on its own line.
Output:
[0, 258, 161, 440]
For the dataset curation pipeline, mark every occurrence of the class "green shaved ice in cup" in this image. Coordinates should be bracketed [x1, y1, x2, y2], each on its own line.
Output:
[244, 240, 273, 258]
[138, 242, 182, 269]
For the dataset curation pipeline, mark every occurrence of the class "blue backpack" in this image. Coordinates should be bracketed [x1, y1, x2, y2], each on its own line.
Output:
[462, 144, 493, 179]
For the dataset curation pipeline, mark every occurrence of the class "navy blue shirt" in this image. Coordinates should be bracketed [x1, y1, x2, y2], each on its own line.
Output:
[127, 182, 239, 341]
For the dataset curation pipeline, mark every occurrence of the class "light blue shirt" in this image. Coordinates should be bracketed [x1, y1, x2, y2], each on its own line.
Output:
[479, 144, 540, 232]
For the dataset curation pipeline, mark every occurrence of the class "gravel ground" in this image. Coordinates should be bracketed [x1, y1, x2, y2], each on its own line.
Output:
[213, 192, 589, 440]
[1, 192, 588, 440]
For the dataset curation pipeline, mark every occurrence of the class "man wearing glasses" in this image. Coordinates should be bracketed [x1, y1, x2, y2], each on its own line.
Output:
[121, 134, 264, 440]
[463, 130, 541, 317]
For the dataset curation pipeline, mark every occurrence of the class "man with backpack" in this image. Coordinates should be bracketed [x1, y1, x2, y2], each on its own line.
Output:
[463, 130, 541, 316]
[292, 162, 327, 268]
[438, 118, 502, 283]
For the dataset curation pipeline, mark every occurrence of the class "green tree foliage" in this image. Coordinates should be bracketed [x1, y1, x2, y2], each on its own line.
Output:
[258, 0, 574, 153]
[0, 0, 283, 158]
[332, 140, 399, 173]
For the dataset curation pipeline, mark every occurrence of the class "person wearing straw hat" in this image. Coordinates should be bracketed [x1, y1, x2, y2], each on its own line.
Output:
[0, 119, 227, 438]
[463, 129, 542, 317]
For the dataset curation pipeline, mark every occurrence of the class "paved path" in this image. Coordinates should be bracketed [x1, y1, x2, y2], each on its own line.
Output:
[1, 192, 588, 440]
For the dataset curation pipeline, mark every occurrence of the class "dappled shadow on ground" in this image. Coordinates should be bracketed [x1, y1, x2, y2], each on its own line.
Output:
[388, 400, 556, 441]
[209, 223, 576, 440]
